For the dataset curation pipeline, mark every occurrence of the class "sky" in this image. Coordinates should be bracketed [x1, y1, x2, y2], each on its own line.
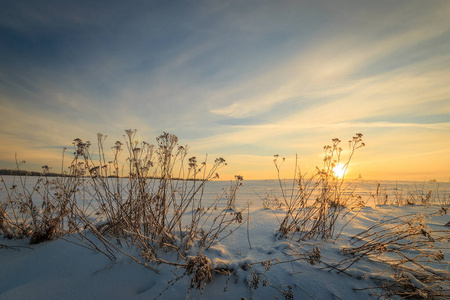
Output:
[0, 0, 449, 181]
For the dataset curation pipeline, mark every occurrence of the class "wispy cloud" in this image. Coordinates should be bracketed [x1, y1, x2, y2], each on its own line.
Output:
[209, 3, 450, 120]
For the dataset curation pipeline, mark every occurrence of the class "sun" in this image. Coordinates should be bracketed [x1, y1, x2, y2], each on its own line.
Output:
[332, 163, 347, 179]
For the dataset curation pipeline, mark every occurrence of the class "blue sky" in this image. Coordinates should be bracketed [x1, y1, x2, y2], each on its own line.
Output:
[1, 0, 449, 181]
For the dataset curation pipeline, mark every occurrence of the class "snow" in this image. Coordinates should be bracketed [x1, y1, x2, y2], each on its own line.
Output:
[1, 178, 449, 299]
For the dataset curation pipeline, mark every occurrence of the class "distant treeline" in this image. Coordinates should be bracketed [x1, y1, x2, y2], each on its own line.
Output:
[0, 169, 201, 181]
[0, 169, 63, 177]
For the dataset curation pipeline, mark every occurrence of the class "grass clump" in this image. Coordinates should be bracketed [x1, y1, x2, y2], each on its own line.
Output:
[272, 133, 365, 241]
[1, 130, 247, 294]
[333, 209, 450, 299]
[0, 162, 76, 243]
[372, 181, 449, 206]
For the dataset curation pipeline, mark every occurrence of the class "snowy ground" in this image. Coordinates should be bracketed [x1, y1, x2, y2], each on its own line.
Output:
[1, 179, 449, 299]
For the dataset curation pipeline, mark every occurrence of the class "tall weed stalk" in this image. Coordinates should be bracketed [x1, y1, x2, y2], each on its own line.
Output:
[1, 130, 247, 290]
[275, 134, 365, 241]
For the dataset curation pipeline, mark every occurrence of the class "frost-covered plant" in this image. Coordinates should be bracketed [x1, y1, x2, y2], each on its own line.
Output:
[62, 131, 246, 253]
[274, 134, 365, 241]
[0, 159, 78, 243]
[51, 130, 250, 296]
[372, 182, 448, 206]
[0, 130, 248, 293]
[332, 209, 450, 299]
[259, 188, 284, 210]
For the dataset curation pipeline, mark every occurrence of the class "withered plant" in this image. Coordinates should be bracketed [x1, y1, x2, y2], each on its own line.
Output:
[372, 181, 449, 206]
[0, 130, 247, 295]
[331, 209, 450, 299]
[64, 130, 247, 259]
[0, 158, 80, 244]
[273, 134, 365, 241]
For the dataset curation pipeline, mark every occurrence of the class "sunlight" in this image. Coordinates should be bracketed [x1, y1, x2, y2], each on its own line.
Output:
[332, 163, 347, 179]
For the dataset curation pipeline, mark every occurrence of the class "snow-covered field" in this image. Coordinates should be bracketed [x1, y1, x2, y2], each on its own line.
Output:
[1, 177, 449, 299]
